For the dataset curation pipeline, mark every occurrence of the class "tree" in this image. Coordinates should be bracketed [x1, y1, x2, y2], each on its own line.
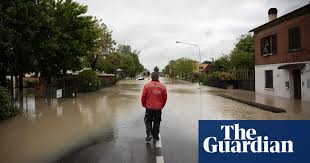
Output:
[163, 57, 195, 79]
[96, 44, 144, 78]
[1, 0, 143, 96]
[12, 0, 105, 83]
[207, 34, 254, 72]
[89, 21, 115, 69]
[1, 0, 105, 88]
[162, 64, 170, 76]
[77, 69, 101, 92]
[229, 34, 254, 70]
[102, 52, 122, 75]
[0, 0, 42, 90]
[39, 0, 101, 80]
[209, 55, 230, 72]
[116, 44, 144, 78]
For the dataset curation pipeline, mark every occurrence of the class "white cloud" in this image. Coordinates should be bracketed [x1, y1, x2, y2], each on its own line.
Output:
[77, 0, 309, 70]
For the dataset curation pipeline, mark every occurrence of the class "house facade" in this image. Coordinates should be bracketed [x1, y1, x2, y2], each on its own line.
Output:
[250, 5, 310, 102]
[194, 63, 209, 73]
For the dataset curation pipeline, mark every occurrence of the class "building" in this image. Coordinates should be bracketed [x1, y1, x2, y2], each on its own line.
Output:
[250, 4, 310, 102]
[194, 63, 209, 73]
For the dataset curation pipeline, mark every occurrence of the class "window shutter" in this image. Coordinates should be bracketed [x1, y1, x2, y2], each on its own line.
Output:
[289, 28, 293, 50]
[295, 27, 301, 49]
[272, 34, 277, 54]
[260, 38, 264, 55]
[289, 27, 301, 50]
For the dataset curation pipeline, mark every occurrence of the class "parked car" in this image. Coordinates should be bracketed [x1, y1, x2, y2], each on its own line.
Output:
[136, 76, 144, 80]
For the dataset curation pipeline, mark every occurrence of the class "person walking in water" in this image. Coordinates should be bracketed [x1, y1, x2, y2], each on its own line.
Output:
[141, 72, 167, 142]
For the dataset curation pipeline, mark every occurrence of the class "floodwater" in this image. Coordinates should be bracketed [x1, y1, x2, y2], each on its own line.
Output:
[0, 78, 306, 163]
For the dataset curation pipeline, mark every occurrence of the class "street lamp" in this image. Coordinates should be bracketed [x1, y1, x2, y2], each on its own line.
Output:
[176, 41, 201, 63]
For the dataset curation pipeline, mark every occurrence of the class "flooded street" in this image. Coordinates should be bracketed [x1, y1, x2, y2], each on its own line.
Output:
[0, 78, 306, 163]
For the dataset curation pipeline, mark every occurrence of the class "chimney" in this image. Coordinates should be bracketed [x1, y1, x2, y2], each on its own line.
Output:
[268, 8, 278, 21]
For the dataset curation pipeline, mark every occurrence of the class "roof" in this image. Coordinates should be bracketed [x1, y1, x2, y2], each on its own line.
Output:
[249, 4, 310, 33]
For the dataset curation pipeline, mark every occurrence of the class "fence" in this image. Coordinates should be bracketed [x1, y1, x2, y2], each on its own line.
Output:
[228, 69, 255, 91]
[227, 69, 255, 81]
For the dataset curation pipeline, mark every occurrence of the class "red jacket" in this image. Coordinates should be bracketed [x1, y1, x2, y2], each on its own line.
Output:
[141, 81, 167, 110]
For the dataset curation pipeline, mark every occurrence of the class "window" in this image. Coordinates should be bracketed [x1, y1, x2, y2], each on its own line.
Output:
[288, 27, 301, 51]
[265, 70, 273, 88]
[261, 34, 277, 56]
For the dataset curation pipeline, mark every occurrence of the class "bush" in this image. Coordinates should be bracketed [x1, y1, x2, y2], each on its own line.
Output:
[199, 72, 234, 88]
[0, 87, 22, 120]
[199, 74, 208, 85]
[25, 79, 39, 88]
[77, 69, 101, 92]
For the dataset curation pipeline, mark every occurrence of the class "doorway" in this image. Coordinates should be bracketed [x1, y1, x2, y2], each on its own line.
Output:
[293, 69, 301, 99]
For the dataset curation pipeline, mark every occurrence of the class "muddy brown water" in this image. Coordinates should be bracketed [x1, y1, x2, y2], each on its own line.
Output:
[0, 78, 305, 163]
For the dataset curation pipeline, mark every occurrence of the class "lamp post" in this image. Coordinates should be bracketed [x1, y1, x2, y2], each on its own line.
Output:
[176, 41, 201, 63]
[176, 41, 202, 84]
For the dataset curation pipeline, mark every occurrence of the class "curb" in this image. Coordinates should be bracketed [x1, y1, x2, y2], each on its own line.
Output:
[218, 94, 286, 113]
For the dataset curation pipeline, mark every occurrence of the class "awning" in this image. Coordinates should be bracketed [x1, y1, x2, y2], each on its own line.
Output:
[278, 63, 305, 70]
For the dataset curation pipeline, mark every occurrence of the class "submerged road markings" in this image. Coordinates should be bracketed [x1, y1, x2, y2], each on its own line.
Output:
[156, 156, 164, 163]
[155, 134, 162, 148]
[155, 133, 164, 163]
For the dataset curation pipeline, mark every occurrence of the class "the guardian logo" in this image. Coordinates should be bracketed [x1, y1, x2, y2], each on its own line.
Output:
[203, 124, 294, 153]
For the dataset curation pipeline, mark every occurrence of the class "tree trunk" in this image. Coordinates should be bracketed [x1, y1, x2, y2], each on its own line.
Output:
[19, 74, 23, 90]
[0, 70, 6, 87]
[90, 57, 97, 70]
[17, 74, 23, 107]
[10, 75, 13, 100]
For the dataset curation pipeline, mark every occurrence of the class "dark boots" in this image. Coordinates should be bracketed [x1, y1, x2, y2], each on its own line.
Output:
[146, 133, 153, 141]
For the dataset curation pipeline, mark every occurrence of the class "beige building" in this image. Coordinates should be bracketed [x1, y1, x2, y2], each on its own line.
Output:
[194, 63, 209, 73]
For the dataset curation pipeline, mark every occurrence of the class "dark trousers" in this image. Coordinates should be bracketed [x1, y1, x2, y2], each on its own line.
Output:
[144, 109, 162, 137]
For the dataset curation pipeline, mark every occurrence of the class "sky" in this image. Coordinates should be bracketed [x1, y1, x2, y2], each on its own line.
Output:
[76, 0, 309, 70]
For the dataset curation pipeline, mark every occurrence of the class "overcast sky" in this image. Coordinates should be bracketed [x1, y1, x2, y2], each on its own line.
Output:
[76, 0, 309, 70]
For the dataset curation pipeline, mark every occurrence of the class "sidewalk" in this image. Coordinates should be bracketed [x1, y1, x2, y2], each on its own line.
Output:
[210, 88, 310, 119]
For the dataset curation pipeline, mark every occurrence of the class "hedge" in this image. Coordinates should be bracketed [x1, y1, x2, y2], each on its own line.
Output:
[0, 87, 22, 120]
[77, 69, 101, 92]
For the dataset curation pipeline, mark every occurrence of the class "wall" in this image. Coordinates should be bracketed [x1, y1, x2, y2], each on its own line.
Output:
[301, 63, 310, 101]
[194, 64, 209, 73]
[255, 61, 310, 102]
[255, 63, 291, 98]
[254, 14, 310, 65]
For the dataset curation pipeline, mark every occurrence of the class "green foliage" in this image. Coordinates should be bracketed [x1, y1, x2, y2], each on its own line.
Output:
[0, 0, 144, 90]
[96, 44, 144, 78]
[117, 45, 144, 77]
[37, 0, 102, 80]
[162, 57, 195, 80]
[208, 34, 254, 72]
[87, 21, 115, 69]
[199, 72, 233, 87]
[209, 55, 230, 72]
[0, 86, 22, 120]
[0, 0, 111, 83]
[216, 72, 233, 80]
[77, 69, 101, 92]
[230, 34, 254, 70]
[0, 0, 40, 76]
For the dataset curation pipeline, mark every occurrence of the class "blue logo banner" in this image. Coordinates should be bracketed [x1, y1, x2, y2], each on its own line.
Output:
[199, 120, 310, 163]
